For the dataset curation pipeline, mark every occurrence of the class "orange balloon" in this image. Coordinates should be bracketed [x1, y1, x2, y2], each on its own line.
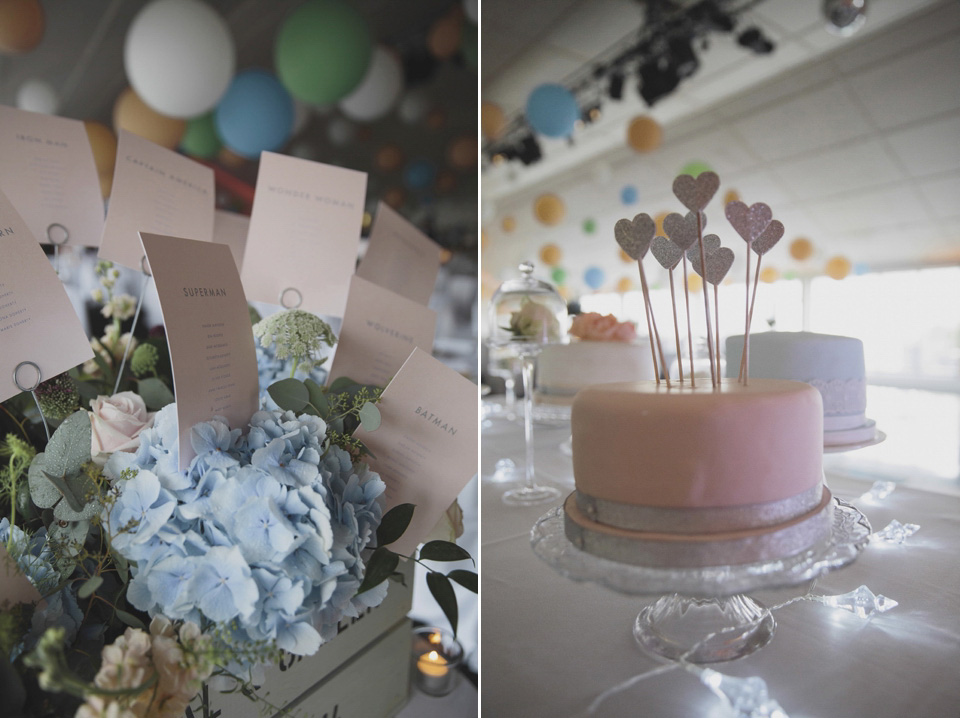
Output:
[426, 107, 446, 130]
[760, 266, 779, 283]
[619, 248, 634, 264]
[654, 212, 669, 236]
[113, 87, 185, 149]
[789, 237, 814, 261]
[724, 189, 740, 205]
[447, 134, 478, 169]
[376, 144, 404, 172]
[501, 216, 516, 233]
[616, 277, 634, 293]
[83, 121, 117, 199]
[435, 170, 457, 193]
[481, 102, 506, 140]
[825, 256, 852, 280]
[0, 0, 44, 54]
[686, 273, 703, 294]
[539, 244, 562, 266]
[626, 115, 662, 153]
[217, 146, 247, 169]
[534, 194, 565, 226]
[384, 187, 406, 210]
[427, 7, 464, 60]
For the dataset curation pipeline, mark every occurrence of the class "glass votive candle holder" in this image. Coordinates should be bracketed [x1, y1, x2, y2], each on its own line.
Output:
[411, 626, 463, 697]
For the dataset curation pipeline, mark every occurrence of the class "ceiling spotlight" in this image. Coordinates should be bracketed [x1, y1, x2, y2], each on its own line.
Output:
[667, 36, 699, 78]
[638, 57, 681, 106]
[516, 135, 542, 166]
[608, 71, 625, 100]
[823, 0, 867, 36]
[737, 27, 775, 54]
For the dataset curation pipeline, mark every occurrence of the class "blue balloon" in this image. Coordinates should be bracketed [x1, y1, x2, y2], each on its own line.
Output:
[621, 185, 638, 205]
[526, 83, 578, 138]
[403, 159, 436, 190]
[584, 266, 605, 290]
[854, 262, 870, 275]
[215, 69, 294, 159]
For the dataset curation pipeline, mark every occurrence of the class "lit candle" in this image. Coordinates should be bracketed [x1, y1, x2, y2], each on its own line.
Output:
[417, 649, 449, 677]
[412, 627, 461, 696]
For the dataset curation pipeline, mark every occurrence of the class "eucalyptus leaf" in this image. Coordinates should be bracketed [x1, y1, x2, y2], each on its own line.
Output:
[303, 379, 329, 416]
[358, 401, 381, 431]
[77, 575, 103, 599]
[426, 572, 458, 635]
[115, 608, 146, 630]
[419, 540, 473, 564]
[137, 377, 175, 410]
[356, 546, 399, 595]
[27, 456, 61, 509]
[42, 410, 92, 479]
[447, 569, 478, 593]
[376, 503, 415, 547]
[328, 376, 360, 394]
[268, 378, 309, 412]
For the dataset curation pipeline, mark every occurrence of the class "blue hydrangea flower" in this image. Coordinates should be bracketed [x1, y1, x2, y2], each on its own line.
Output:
[106, 469, 176, 554]
[185, 545, 259, 622]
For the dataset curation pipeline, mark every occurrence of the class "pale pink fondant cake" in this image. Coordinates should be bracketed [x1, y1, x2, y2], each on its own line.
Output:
[564, 378, 833, 567]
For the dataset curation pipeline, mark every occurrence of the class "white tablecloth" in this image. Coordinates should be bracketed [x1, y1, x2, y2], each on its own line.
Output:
[480, 404, 960, 717]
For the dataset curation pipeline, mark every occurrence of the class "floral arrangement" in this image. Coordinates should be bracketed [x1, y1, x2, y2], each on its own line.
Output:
[0, 297, 476, 718]
[507, 297, 562, 342]
[569, 312, 637, 343]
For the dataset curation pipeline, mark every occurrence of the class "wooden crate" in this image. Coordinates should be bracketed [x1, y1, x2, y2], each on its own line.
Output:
[187, 561, 414, 718]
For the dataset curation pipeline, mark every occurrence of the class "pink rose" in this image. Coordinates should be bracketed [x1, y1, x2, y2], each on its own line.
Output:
[569, 312, 637, 342]
[89, 392, 155, 466]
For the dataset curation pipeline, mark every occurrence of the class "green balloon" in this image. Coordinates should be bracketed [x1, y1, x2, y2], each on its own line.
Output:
[461, 22, 477, 71]
[180, 113, 221, 159]
[551, 267, 567, 285]
[275, 0, 373, 105]
[680, 161, 713, 177]
[582, 218, 596, 234]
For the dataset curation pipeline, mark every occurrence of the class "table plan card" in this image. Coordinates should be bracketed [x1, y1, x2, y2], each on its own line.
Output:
[0, 544, 44, 609]
[357, 201, 441, 305]
[241, 151, 366, 317]
[0, 106, 104, 247]
[140, 233, 259, 470]
[327, 276, 436, 388]
[100, 131, 214, 270]
[0, 190, 93, 403]
[353, 348, 478, 555]
[213, 209, 250, 272]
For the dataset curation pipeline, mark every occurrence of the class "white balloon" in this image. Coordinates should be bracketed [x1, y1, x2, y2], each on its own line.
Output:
[464, 0, 478, 23]
[338, 46, 404, 122]
[327, 117, 354, 146]
[16, 79, 59, 114]
[124, 0, 235, 118]
[397, 88, 430, 124]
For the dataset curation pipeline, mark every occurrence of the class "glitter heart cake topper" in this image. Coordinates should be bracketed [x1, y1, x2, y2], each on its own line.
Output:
[614, 213, 656, 259]
[752, 219, 784, 256]
[663, 211, 705, 251]
[651, 236, 683, 270]
[704, 247, 734, 285]
[688, 234, 721, 270]
[673, 171, 720, 213]
[725, 201, 772, 244]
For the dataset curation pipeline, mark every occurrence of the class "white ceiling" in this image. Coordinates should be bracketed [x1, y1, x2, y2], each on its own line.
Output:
[481, 0, 960, 289]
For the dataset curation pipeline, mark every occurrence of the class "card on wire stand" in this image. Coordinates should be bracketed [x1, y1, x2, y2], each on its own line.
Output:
[0, 106, 105, 248]
[353, 347, 478, 555]
[326, 276, 437, 388]
[0, 189, 93, 403]
[241, 151, 366, 317]
[99, 131, 214, 271]
[357, 201, 441, 305]
[213, 209, 250, 272]
[140, 233, 259, 470]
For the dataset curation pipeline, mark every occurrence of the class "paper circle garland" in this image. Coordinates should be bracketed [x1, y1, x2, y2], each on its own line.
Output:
[539, 244, 562, 266]
[654, 212, 669, 236]
[124, 0, 235, 119]
[584, 266, 605, 290]
[403, 159, 436, 190]
[619, 248, 633, 263]
[583, 218, 596, 234]
[275, 0, 373, 105]
[427, 7, 464, 60]
[534, 194, 565, 226]
[0, 0, 44, 54]
[724, 189, 740, 205]
[760, 266, 779, 283]
[626, 115, 662, 153]
[551, 267, 567, 285]
[339, 46, 403, 122]
[447, 135, 478, 170]
[501, 216, 516, 233]
[789, 237, 814, 261]
[376, 144, 404, 171]
[825, 256, 852, 280]
[481, 102, 505, 139]
[84, 121, 117, 199]
[180, 112, 221, 158]
[621, 185, 638, 205]
[384, 187, 406, 209]
[616, 277, 634, 293]
[526, 83, 578, 139]
[16, 78, 58, 114]
[686, 273, 703, 293]
[215, 70, 294, 159]
[113, 87, 185, 149]
[680, 161, 712, 177]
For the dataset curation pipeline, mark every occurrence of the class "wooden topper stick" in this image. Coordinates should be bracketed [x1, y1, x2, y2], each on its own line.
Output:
[681, 257, 695, 387]
[739, 253, 764, 381]
[695, 213, 716, 387]
[743, 238, 752, 385]
[667, 269, 684, 383]
[637, 262, 660, 384]
[637, 259, 671, 388]
[714, 283, 721, 382]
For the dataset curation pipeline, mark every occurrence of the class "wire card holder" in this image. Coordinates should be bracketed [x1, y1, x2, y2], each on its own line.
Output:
[13, 360, 51, 441]
[113, 255, 152, 395]
[47, 223, 69, 276]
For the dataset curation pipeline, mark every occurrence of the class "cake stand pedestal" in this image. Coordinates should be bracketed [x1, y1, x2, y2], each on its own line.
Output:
[531, 497, 871, 663]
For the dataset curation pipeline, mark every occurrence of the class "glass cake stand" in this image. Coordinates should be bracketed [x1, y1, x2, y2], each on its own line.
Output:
[531, 496, 871, 663]
[824, 429, 886, 454]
